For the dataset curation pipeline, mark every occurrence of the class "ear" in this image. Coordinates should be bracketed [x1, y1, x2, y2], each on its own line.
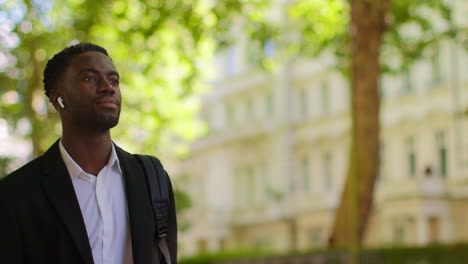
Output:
[49, 89, 61, 110]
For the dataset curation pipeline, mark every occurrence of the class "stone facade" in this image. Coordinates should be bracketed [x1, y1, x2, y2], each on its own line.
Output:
[174, 1, 468, 257]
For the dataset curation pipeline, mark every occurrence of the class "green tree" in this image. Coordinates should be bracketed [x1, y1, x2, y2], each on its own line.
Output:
[0, 0, 114, 156]
[0, 0, 264, 157]
[0, 157, 14, 178]
[288, 0, 466, 259]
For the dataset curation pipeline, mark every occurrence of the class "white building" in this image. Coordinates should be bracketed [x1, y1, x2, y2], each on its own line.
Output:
[174, 1, 468, 256]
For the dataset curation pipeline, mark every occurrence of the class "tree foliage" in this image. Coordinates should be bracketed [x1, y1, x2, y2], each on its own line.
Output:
[288, 0, 466, 74]
[0, 0, 268, 159]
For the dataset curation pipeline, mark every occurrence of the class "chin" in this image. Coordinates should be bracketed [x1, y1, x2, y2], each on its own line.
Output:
[94, 114, 120, 130]
[101, 118, 119, 130]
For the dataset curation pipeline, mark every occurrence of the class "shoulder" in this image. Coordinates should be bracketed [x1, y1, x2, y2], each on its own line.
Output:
[113, 143, 137, 161]
[0, 157, 43, 198]
[114, 144, 164, 166]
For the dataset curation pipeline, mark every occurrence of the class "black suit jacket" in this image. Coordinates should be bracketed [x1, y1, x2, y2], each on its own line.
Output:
[0, 140, 177, 264]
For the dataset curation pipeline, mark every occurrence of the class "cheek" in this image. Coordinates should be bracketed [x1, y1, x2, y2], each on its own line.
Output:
[115, 87, 122, 100]
[66, 87, 96, 104]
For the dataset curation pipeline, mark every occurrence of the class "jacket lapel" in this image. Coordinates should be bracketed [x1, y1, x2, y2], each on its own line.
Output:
[40, 141, 94, 264]
[116, 146, 155, 264]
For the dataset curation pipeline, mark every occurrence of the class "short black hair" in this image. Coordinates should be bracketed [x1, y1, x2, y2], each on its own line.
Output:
[43, 42, 111, 98]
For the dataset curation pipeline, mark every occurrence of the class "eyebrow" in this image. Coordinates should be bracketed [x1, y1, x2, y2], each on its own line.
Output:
[79, 68, 120, 78]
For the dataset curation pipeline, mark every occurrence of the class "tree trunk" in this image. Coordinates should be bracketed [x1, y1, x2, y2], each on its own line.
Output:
[328, 0, 390, 256]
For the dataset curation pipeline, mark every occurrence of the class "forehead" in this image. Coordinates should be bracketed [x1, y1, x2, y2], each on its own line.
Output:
[67, 51, 117, 73]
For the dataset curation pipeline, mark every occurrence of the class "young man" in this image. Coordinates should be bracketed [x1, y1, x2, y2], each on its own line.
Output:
[0, 43, 177, 264]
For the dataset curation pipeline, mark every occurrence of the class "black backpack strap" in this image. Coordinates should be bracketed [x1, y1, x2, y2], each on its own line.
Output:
[134, 154, 172, 264]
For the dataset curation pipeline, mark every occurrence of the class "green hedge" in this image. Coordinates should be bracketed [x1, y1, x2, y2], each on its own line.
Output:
[178, 250, 272, 264]
[372, 243, 468, 264]
[179, 243, 468, 264]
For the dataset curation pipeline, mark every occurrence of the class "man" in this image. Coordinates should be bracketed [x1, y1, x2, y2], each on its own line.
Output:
[0, 43, 177, 264]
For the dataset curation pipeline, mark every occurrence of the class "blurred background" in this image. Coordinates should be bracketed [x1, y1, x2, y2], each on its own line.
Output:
[1, 0, 467, 263]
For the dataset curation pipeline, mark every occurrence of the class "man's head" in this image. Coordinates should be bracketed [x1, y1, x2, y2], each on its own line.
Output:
[44, 43, 122, 132]
[43, 43, 110, 99]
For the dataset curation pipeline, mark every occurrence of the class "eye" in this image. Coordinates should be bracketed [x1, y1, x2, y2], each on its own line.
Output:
[109, 78, 120, 85]
[83, 76, 96, 81]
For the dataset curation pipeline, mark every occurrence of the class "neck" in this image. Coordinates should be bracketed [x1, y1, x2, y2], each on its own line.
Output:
[62, 127, 113, 176]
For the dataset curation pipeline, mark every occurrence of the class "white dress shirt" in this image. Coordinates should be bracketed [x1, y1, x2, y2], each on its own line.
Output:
[59, 140, 133, 264]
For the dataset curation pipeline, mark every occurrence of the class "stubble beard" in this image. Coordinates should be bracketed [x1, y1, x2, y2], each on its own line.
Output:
[74, 106, 121, 132]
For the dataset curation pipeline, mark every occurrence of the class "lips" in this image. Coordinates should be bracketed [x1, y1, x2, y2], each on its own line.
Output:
[95, 97, 119, 109]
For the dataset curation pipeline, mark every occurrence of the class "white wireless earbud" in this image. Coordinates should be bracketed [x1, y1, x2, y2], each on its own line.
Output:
[57, 97, 65, 109]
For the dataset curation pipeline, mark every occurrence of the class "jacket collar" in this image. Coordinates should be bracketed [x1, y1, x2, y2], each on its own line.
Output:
[40, 140, 94, 264]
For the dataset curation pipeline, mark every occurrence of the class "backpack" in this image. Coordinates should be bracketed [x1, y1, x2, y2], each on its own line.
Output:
[134, 154, 172, 264]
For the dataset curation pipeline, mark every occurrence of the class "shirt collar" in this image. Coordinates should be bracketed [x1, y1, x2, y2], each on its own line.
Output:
[59, 139, 122, 180]
[107, 142, 122, 174]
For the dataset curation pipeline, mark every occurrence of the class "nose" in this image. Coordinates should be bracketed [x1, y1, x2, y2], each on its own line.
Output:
[97, 78, 115, 94]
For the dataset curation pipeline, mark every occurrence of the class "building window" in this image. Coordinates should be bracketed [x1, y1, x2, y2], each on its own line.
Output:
[309, 228, 324, 248]
[260, 161, 272, 201]
[321, 83, 330, 115]
[245, 98, 254, 121]
[197, 239, 208, 253]
[301, 156, 309, 192]
[234, 168, 243, 207]
[402, 68, 413, 94]
[431, 46, 442, 85]
[193, 177, 206, 208]
[246, 166, 255, 204]
[201, 110, 210, 129]
[393, 225, 406, 245]
[259, 162, 268, 203]
[263, 39, 275, 58]
[428, 216, 441, 244]
[378, 76, 385, 99]
[300, 88, 308, 119]
[289, 168, 296, 194]
[225, 46, 237, 76]
[406, 137, 417, 177]
[378, 142, 385, 181]
[226, 104, 235, 124]
[265, 91, 273, 117]
[236, 166, 258, 207]
[219, 238, 227, 250]
[323, 153, 332, 189]
[436, 131, 447, 178]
